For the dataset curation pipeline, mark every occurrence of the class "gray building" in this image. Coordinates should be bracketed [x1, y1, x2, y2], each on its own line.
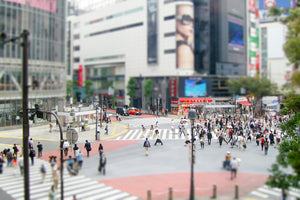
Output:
[0, 0, 67, 127]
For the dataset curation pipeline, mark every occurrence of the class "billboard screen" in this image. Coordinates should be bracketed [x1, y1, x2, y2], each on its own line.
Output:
[259, 0, 295, 10]
[184, 79, 207, 97]
[228, 20, 244, 47]
[176, 4, 194, 69]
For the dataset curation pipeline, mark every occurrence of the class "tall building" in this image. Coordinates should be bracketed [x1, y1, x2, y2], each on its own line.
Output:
[0, 0, 67, 127]
[68, 0, 247, 113]
[258, 0, 296, 88]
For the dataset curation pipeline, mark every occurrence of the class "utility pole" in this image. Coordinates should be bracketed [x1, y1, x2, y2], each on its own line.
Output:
[1, 30, 31, 200]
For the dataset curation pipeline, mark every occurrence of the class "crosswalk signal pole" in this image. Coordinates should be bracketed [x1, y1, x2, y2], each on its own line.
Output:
[188, 108, 197, 200]
[1, 30, 31, 200]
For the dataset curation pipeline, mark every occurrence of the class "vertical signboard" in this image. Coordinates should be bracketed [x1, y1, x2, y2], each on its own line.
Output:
[78, 65, 83, 87]
[176, 4, 194, 69]
[147, 0, 158, 64]
[169, 77, 177, 97]
[248, 0, 259, 76]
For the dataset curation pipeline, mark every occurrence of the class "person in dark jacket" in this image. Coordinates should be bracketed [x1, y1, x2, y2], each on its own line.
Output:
[98, 154, 107, 175]
[29, 148, 36, 165]
[84, 140, 92, 157]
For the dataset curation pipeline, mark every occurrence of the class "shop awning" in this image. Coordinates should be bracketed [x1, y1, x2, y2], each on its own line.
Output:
[237, 101, 251, 106]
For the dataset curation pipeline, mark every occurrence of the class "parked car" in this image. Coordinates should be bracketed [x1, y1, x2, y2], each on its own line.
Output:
[128, 107, 142, 115]
[116, 107, 129, 116]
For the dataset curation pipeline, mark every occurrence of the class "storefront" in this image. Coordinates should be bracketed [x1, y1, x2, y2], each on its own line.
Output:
[170, 97, 213, 115]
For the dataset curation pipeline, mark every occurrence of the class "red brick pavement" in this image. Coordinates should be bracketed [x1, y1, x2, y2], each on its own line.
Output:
[100, 172, 268, 200]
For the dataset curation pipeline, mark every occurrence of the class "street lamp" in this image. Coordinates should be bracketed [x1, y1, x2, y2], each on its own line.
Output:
[95, 105, 100, 140]
[188, 108, 197, 200]
[35, 105, 65, 200]
[1, 30, 30, 200]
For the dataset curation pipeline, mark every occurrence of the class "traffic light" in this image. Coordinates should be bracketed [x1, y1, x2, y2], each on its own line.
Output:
[35, 104, 44, 119]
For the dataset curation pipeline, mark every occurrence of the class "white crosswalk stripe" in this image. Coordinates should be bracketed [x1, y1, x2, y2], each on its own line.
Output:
[0, 159, 140, 200]
[115, 129, 196, 140]
[248, 185, 300, 200]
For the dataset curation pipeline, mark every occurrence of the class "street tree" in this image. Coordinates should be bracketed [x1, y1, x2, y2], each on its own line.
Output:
[84, 80, 94, 103]
[127, 77, 137, 107]
[266, 76, 300, 198]
[227, 77, 278, 115]
[143, 79, 154, 112]
[268, 7, 300, 69]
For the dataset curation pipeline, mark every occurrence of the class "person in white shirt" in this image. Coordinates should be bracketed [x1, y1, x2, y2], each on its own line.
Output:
[230, 157, 239, 180]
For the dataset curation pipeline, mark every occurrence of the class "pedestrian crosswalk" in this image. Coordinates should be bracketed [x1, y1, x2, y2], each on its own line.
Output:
[246, 185, 300, 200]
[115, 129, 217, 140]
[0, 159, 140, 200]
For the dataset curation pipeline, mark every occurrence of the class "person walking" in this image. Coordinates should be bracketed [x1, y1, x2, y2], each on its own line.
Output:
[40, 164, 46, 183]
[84, 140, 92, 157]
[6, 148, 13, 167]
[260, 136, 265, 151]
[105, 124, 108, 134]
[73, 144, 79, 158]
[98, 143, 104, 159]
[28, 138, 34, 149]
[29, 148, 36, 165]
[63, 140, 70, 157]
[77, 150, 83, 168]
[49, 122, 53, 133]
[18, 154, 24, 175]
[98, 153, 107, 175]
[37, 142, 43, 158]
[0, 155, 3, 174]
[200, 136, 205, 149]
[230, 157, 239, 180]
[12, 144, 19, 158]
[143, 138, 151, 156]
[218, 134, 224, 147]
[264, 139, 269, 155]
[207, 131, 212, 145]
[48, 185, 56, 200]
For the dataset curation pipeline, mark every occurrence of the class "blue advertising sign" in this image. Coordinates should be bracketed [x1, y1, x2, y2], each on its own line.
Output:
[259, 0, 295, 10]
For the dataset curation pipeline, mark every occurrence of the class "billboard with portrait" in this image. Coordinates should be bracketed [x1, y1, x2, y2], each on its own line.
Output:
[176, 4, 194, 69]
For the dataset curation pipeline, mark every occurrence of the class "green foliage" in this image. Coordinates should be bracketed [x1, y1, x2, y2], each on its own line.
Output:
[227, 77, 278, 97]
[66, 80, 72, 98]
[143, 79, 154, 104]
[84, 80, 94, 101]
[127, 77, 137, 106]
[266, 91, 300, 189]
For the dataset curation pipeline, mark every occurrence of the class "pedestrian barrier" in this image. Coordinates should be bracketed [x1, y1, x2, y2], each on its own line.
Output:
[146, 185, 241, 200]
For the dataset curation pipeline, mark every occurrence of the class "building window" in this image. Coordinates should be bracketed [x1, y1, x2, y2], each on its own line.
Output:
[73, 46, 80, 51]
[73, 57, 80, 63]
[73, 34, 80, 40]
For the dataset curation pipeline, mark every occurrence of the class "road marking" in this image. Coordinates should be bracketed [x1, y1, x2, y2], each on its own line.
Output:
[250, 191, 269, 198]
[258, 187, 280, 196]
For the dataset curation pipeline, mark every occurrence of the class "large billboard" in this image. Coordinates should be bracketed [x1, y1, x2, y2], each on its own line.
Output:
[147, 0, 158, 64]
[4, 0, 57, 13]
[228, 20, 244, 48]
[176, 4, 194, 70]
[184, 79, 207, 97]
[259, 0, 296, 21]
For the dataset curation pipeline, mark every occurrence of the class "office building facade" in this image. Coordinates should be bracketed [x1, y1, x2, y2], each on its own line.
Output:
[68, 0, 247, 111]
[0, 0, 66, 127]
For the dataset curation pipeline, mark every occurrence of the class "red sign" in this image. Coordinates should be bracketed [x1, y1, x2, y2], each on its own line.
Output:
[169, 77, 177, 97]
[256, 54, 260, 70]
[179, 98, 213, 103]
[78, 65, 83, 87]
[249, 0, 256, 12]
[4, 0, 57, 13]
[264, 0, 276, 8]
